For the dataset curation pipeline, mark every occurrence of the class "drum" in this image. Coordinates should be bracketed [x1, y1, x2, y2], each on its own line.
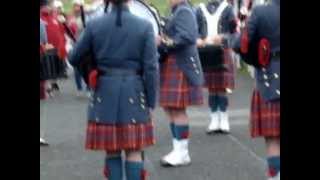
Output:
[40, 49, 65, 80]
[198, 45, 226, 71]
[128, 0, 161, 36]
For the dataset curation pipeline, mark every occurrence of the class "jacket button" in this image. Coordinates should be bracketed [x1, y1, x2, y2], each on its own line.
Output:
[97, 97, 102, 103]
[193, 63, 197, 68]
[265, 82, 270, 87]
[90, 103, 94, 107]
[276, 89, 280, 95]
[274, 73, 279, 79]
[263, 74, 268, 80]
[195, 70, 200, 74]
[129, 98, 134, 104]
[141, 98, 145, 103]
[132, 118, 136, 124]
[141, 104, 146, 110]
[140, 92, 145, 97]
[190, 57, 195, 62]
[262, 68, 266, 72]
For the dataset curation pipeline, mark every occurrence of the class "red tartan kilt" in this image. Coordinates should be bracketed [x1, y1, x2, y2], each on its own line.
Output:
[250, 90, 280, 138]
[40, 80, 47, 100]
[204, 48, 235, 93]
[85, 121, 155, 152]
[160, 56, 204, 108]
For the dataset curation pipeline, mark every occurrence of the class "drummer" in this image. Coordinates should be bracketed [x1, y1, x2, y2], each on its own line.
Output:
[158, 0, 204, 167]
[197, 0, 238, 134]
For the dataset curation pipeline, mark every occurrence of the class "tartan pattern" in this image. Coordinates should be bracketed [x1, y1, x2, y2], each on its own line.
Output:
[204, 48, 235, 93]
[250, 90, 280, 138]
[160, 56, 204, 108]
[85, 121, 155, 151]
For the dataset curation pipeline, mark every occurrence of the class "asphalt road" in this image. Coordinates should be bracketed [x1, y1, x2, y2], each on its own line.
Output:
[40, 72, 267, 180]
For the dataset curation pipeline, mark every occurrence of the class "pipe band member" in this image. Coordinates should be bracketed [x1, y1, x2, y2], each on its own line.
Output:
[233, 0, 280, 179]
[69, 0, 159, 179]
[196, 0, 238, 134]
[158, 0, 205, 167]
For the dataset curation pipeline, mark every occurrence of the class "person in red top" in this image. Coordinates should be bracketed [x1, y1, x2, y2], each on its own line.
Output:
[40, 1, 67, 92]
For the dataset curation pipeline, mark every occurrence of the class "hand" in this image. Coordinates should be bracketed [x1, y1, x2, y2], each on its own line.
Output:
[196, 39, 205, 47]
[162, 35, 174, 46]
[57, 15, 66, 23]
[149, 109, 155, 120]
[240, 6, 248, 16]
[45, 44, 54, 50]
[212, 35, 223, 45]
[156, 35, 162, 46]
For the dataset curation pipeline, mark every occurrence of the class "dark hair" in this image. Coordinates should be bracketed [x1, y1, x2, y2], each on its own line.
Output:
[40, 0, 48, 7]
[109, 0, 128, 5]
[109, 0, 129, 26]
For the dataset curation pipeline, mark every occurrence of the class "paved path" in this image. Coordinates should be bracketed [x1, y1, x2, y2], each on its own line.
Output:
[40, 72, 267, 180]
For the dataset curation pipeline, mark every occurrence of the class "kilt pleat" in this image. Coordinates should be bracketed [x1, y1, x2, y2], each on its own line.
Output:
[85, 121, 155, 152]
[250, 89, 280, 138]
[204, 48, 235, 93]
[160, 56, 204, 108]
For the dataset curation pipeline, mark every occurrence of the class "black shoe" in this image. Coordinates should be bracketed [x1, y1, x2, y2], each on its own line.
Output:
[220, 130, 230, 134]
[207, 129, 230, 135]
[47, 89, 54, 98]
[51, 83, 60, 91]
[206, 129, 222, 135]
[40, 138, 49, 146]
[61, 72, 68, 79]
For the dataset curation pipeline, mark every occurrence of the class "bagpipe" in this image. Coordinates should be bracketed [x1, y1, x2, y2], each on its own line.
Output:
[235, 0, 274, 69]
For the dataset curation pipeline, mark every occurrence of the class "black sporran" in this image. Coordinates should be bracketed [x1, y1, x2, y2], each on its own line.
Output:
[198, 45, 227, 71]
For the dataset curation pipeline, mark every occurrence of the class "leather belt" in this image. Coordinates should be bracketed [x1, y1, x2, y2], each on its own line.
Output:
[98, 68, 142, 76]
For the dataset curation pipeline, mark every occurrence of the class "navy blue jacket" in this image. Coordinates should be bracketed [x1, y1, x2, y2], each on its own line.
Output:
[233, 0, 280, 101]
[69, 6, 159, 124]
[161, 1, 204, 86]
